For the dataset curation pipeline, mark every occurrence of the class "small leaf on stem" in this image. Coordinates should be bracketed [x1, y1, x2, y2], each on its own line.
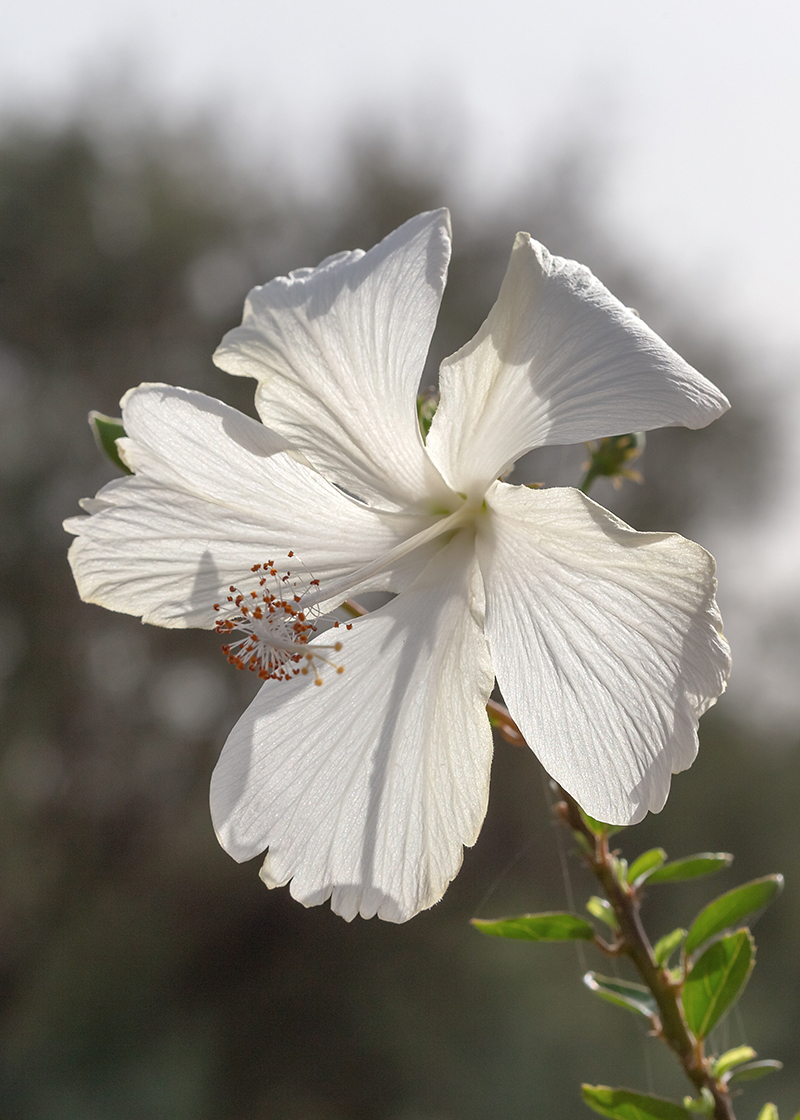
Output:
[682, 929, 755, 1038]
[644, 853, 733, 885]
[471, 912, 595, 941]
[682, 1088, 715, 1114]
[755, 1105, 779, 1120]
[613, 856, 629, 884]
[725, 1060, 783, 1085]
[581, 1084, 691, 1119]
[653, 928, 687, 967]
[587, 896, 620, 930]
[583, 973, 658, 1020]
[581, 810, 609, 835]
[627, 848, 667, 885]
[711, 1045, 757, 1078]
[684, 875, 784, 957]
[580, 809, 625, 838]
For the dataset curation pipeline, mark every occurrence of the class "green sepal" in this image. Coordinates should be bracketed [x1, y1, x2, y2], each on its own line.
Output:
[416, 392, 438, 439]
[627, 848, 667, 885]
[653, 928, 687, 967]
[755, 1105, 779, 1120]
[471, 912, 595, 941]
[725, 1060, 783, 1085]
[711, 1046, 757, 1078]
[587, 896, 619, 930]
[682, 929, 755, 1038]
[583, 973, 658, 1020]
[644, 853, 733, 885]
[581, 1084, 690, 1119]
[684, 875, 784, 957]
[89, 411, 132, 475]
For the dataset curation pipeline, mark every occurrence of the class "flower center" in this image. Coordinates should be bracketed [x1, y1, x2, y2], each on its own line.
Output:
[301, 497, 484, 610]
[213, 556, 352, 686]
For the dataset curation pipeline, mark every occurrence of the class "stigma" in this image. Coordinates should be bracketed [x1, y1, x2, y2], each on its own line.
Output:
[213, 557, 352, 686]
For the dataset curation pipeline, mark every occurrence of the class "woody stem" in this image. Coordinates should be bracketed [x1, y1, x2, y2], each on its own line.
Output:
[490, 699, 737, 1120]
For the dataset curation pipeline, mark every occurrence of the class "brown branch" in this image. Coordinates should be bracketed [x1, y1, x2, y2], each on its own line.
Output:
[485, 701, 738, 1120]
[557, 790, 738, 1120]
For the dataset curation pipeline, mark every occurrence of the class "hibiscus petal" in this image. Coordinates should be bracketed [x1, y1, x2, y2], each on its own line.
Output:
[213, 210, 454, 511]
[66, 385, 436, 627]
[210, 531, 494, 922]
[477, 483, 731, 825]
[427, 234, 730, 494]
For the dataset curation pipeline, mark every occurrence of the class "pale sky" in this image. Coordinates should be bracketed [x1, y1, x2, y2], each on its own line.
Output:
[3, 0, 799, 352]
[3, 0, 800, 722]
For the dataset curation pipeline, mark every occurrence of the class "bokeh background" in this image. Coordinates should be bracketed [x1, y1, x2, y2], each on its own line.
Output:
[2, 3, 799, 1118]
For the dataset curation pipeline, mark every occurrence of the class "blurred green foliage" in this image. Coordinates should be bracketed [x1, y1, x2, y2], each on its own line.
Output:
[0, 108, 797, 1120]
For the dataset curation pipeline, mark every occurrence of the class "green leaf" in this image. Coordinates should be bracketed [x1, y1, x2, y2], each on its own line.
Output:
[755, 1105, 779, 1120]
[587, 896, 619, 930]
[711, 1045, 757, 1078]
[579, 810, 624, 838]
[89, 411, 132, 475]
[682, 929, 755, 1038]
[725, 1060, 783, 1085]
[653, 928, 687, 967]
[581, 810, 610, 835]
[582, 1084, 691, 1119]
[684, 875, 784, 957]
[471, 912, 595, 941]
[645, 853, 733, 885]
[628, 848, 667, 885]
[583, 973, 658, 1019]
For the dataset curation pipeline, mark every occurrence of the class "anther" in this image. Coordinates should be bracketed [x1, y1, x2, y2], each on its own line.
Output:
[213, 553, 347, 684]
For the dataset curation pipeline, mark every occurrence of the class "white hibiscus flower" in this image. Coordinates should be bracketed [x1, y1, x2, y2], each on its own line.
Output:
[66, 210, 731, 922]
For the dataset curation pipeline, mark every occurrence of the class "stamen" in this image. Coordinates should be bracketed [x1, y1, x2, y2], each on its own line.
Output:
[213, 556, 350, 685]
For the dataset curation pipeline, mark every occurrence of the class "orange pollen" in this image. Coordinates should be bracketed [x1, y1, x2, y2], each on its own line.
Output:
[213, 554, 348, 684]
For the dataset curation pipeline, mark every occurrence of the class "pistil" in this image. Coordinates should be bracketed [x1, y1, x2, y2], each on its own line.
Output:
[302, 498, 480, 612]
